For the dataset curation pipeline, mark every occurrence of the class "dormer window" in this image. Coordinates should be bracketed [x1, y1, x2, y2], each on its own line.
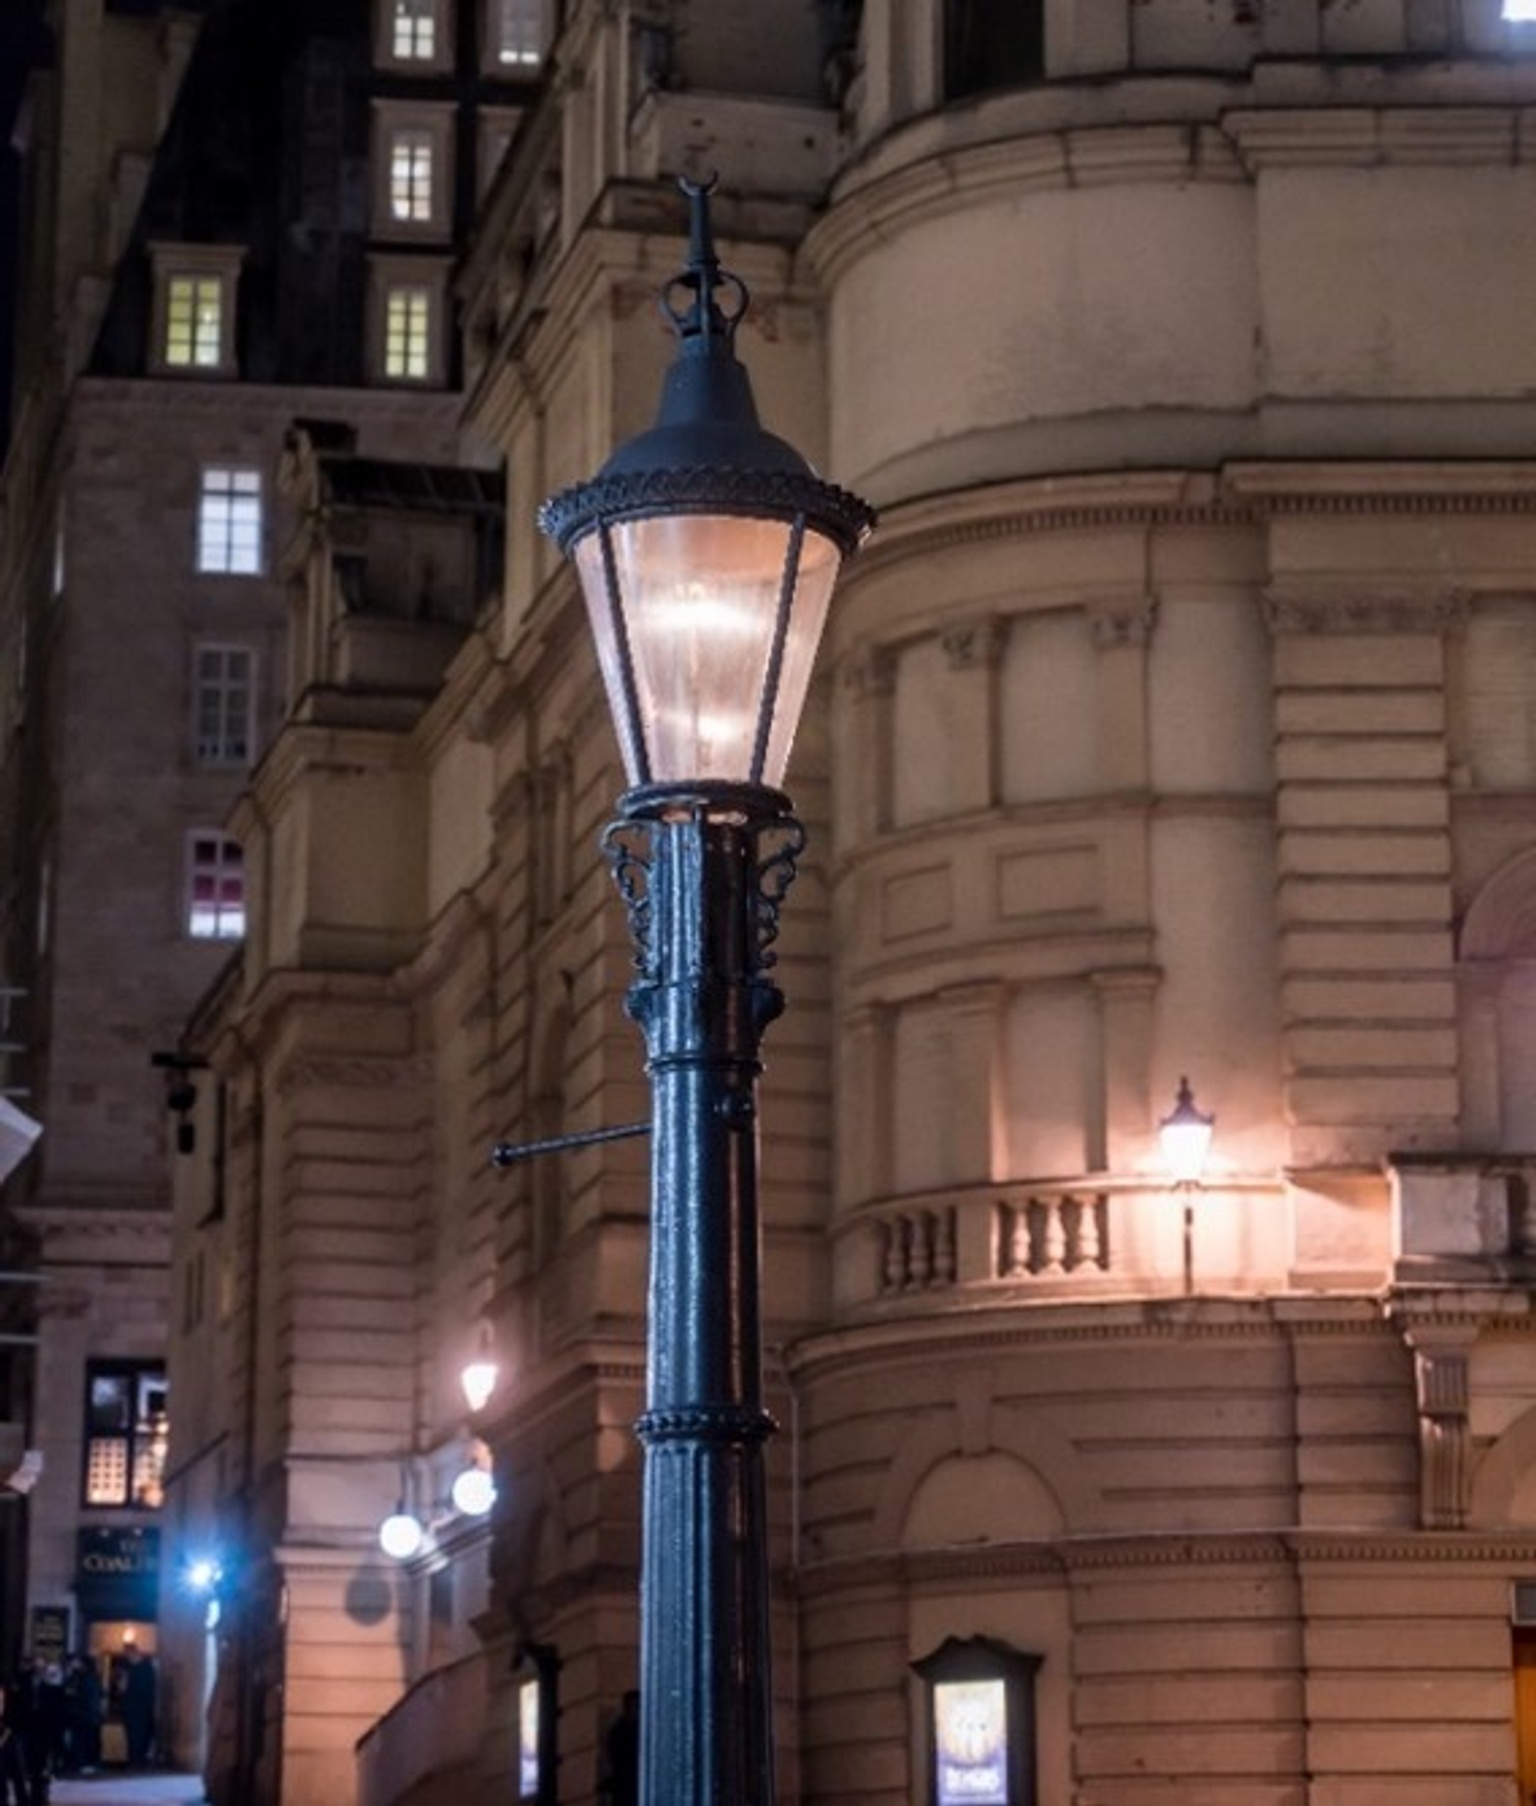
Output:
[150, 245, 242, 377]
[373, 105, 453, 238]
[369, 257, 449, 386]
[485, 0, 548, 72]
[377, 0, 451, 69]
[394, 0, 435, 57]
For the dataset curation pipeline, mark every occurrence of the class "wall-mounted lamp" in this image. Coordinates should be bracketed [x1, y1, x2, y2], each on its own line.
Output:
[1158, 1076, 1214, 1294]
[1158, 1075, 1214, 1188]
[459, 1324, 499, 1414]
[184, 1555, 224, 1597]
[151, 1049, 208, 1156]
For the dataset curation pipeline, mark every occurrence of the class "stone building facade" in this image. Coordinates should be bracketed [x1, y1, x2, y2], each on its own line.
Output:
[161, 2, 1536, 1805]
[0, 0, 521, 1735]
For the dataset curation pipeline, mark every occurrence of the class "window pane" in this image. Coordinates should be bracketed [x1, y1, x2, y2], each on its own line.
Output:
[390, 131, 435, 222]
[88, 1374, 131, 1433]
[187, 835, 245, 940]
[85, 1438, 129, 1506]
[494, 0, 545, 66]
[198, 467, 262, 574]
[166, 276, 224, 368]
[195, 645, 254, 764]
[384, 285, 432, 379]
[393, 0, 436, 56]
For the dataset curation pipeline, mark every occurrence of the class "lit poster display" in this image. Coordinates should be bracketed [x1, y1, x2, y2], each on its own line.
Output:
[518, 1677, 540, 1798]
[933, 1677, 1009, 1805]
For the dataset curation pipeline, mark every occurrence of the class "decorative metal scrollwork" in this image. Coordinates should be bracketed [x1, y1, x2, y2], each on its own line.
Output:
[602, 818, 655, 971]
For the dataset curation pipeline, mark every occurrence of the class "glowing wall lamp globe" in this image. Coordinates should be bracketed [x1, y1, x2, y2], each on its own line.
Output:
[378, 1505, 425, 1562]
[459, 1325, 499, 1414]
[1158, 1076, 1215, 1294]
[539, 176, 874, 1806]
[451, 1463, 496, 1518]
[1158, 1076, 1214, 1189]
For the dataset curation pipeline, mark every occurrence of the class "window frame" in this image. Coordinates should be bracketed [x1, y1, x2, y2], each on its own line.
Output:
[185, 831, 246, 942]
[373, 104, 455, 239]
[81, 1360, 169, 1512]
[149, 243, 242, 377]
[192, 642, 257, 768]
[375, 0, 453, 70]
[370, 256, 449, 386]
[483, 0, 549, 74]
[196, 465, 264, 576]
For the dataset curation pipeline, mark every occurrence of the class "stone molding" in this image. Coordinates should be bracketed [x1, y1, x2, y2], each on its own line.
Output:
[796, 1525, 1536, 1594]
[786, 1296, 1398, 1381]
[1265, 585, 1467, 635]
[1088, 593, 1158, 649]
[940, 617, 1006, 671]
[273, 1054, 433, 1096]
[1223, 104, 1533, 174]
[806, 122, 1244, 286]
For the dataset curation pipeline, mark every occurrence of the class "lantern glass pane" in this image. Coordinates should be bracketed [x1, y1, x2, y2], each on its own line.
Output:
[759, 523, 839, 789]
[575, 512, 841, 787]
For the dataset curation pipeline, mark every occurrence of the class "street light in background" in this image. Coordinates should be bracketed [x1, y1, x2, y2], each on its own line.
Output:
[539, 175, 874, 1805]
[1158, 1076, 1215, 1293]
[459, 1322, 499, 1414]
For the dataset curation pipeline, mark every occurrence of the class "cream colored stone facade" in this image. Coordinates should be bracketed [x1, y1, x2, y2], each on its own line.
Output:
[161, 3, 1536, 1805]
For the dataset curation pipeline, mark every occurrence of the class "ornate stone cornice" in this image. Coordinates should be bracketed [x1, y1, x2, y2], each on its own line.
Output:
[785, 1295, 1396, 1382]
[1264, 585, 1468, 635]
[795, 1525, 1536, 1594]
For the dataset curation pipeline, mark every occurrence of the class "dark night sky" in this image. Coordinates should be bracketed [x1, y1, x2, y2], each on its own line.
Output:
[0, 0, 51, 450]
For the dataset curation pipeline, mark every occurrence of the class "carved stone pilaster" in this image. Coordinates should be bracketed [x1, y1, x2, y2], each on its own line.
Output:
[1088, 594, 1157, 650]
[842, 642, 898, 699]
[940, 616, 1007, 671]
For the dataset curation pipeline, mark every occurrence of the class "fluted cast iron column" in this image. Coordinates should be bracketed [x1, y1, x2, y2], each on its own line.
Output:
[605, 780, 803, 1806]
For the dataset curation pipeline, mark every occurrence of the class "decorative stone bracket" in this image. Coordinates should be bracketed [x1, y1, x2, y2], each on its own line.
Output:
[1404, 1327, 1476, 1530]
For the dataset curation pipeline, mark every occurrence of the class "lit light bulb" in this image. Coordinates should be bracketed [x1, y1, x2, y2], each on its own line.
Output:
[379, 1510, 425, 1560]
[460, 1357, 499, 1413]
[451, 1466, 496, 1517]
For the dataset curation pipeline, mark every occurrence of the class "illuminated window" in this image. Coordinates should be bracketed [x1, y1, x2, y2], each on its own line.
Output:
[194, 645, 255, 766]
[165, 276, 224, 368]
[392, 0, 436, 57]
[1505, 0, 1536, 18]
[913, 1636, 1042, 1806]
[390, 130, 435, 222]
[83, 1362, 168, 1509]
[187, 833, 245, 940]
[490, 0, 546, 68]
[197, 467, 262, 575]
[384, 284, 433, 380]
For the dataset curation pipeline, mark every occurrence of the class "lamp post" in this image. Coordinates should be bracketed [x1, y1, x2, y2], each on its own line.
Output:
[539, 177, 873, 1805]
